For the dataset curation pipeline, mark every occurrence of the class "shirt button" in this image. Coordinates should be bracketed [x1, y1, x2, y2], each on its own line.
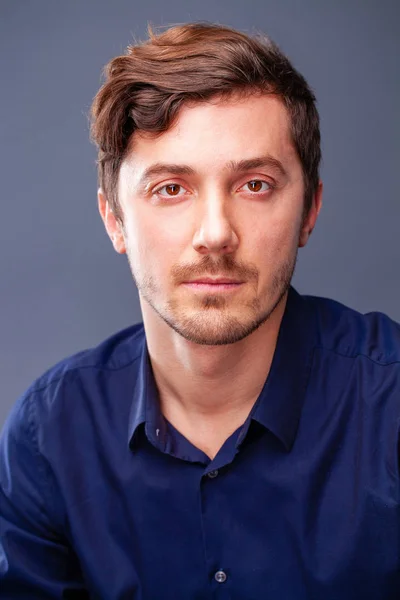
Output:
[208, 469, 219, 479]
[214, 570, 227, 583]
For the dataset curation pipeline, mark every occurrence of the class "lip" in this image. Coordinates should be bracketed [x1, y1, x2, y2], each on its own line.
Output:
[185, 278, 243, 284]
[183, 278, 244, 292]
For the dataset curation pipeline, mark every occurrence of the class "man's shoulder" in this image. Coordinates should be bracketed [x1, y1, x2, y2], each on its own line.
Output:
[24, 321, 146, 403]
[1, 322, 147, 457]
[303, 291, 400, 365]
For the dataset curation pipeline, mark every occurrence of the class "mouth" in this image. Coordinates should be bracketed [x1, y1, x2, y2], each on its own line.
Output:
[182, 278, 244, 292]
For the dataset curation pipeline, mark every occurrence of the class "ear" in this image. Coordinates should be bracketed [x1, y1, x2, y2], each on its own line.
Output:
[298, 180, 323, 248]
[97, 189, 126, 254]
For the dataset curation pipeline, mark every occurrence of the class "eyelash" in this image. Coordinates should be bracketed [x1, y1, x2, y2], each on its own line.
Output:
[152, 179, 274, 198]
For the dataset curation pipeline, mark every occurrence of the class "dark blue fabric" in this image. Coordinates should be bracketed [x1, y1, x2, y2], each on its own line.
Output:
[1, 286, 400, 599]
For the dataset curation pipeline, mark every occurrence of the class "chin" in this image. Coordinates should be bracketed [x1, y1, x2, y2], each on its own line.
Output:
[160, 306, 275, 346]
[141, 269, 293, 346]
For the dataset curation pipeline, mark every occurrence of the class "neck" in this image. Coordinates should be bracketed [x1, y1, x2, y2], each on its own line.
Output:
[141, 292, 288, 426]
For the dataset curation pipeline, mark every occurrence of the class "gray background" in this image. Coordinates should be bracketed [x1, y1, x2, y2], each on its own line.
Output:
[1, 0, 399, 426]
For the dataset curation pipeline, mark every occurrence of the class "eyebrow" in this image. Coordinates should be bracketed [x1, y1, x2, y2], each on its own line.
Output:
[139, 164, 196, 191]
[225, 156, 288, 178]
[137, 155, 288, 191]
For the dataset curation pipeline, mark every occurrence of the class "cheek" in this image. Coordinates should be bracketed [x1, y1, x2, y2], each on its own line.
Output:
[128, 221, 183, 279]
[251, 216, 300, 261]
[243, 190, 303, 252]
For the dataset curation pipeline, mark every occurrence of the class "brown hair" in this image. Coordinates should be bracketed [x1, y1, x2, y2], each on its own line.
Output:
[90, 22, 321, 222]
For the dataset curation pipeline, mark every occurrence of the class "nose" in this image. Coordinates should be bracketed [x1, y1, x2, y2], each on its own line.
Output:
[192, 193, 239, 255]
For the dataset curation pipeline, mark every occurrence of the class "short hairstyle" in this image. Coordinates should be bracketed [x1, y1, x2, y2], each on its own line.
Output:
[90, 22, 321, 222]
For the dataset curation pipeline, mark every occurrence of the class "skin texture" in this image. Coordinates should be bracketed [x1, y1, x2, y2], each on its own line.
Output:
[98, 93, 322, 457]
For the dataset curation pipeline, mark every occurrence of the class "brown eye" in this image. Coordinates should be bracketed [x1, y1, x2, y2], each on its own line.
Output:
[155, 183, 186, 198]
[165, 184, 181, 196]
[246, 180, 269, 193]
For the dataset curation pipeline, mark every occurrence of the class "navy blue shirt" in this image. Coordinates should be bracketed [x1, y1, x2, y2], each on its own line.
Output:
[1, 286, 400, 599]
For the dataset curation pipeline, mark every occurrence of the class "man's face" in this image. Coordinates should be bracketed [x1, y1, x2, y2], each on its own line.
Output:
[100, 94, 321, 345]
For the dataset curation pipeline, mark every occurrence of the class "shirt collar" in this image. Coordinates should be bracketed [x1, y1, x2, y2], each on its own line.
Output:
[128, 338, 167, 450]
[128, 286, 317, 452]
[251, 286, 317, 450]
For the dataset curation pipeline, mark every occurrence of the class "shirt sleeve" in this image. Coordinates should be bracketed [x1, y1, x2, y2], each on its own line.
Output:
[0, 391, 89, 599]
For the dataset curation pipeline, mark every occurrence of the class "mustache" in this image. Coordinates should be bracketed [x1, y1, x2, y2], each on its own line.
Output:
[171, 255, 259, 283]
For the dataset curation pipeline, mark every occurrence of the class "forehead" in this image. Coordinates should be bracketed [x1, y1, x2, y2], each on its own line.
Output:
[122, 94, 300, 177]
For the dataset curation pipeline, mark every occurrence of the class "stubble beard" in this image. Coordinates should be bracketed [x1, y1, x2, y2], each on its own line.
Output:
[131, 252, 298, 346]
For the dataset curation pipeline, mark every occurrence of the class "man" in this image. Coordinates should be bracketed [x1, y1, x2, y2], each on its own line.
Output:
[0, 22, 399, 599]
